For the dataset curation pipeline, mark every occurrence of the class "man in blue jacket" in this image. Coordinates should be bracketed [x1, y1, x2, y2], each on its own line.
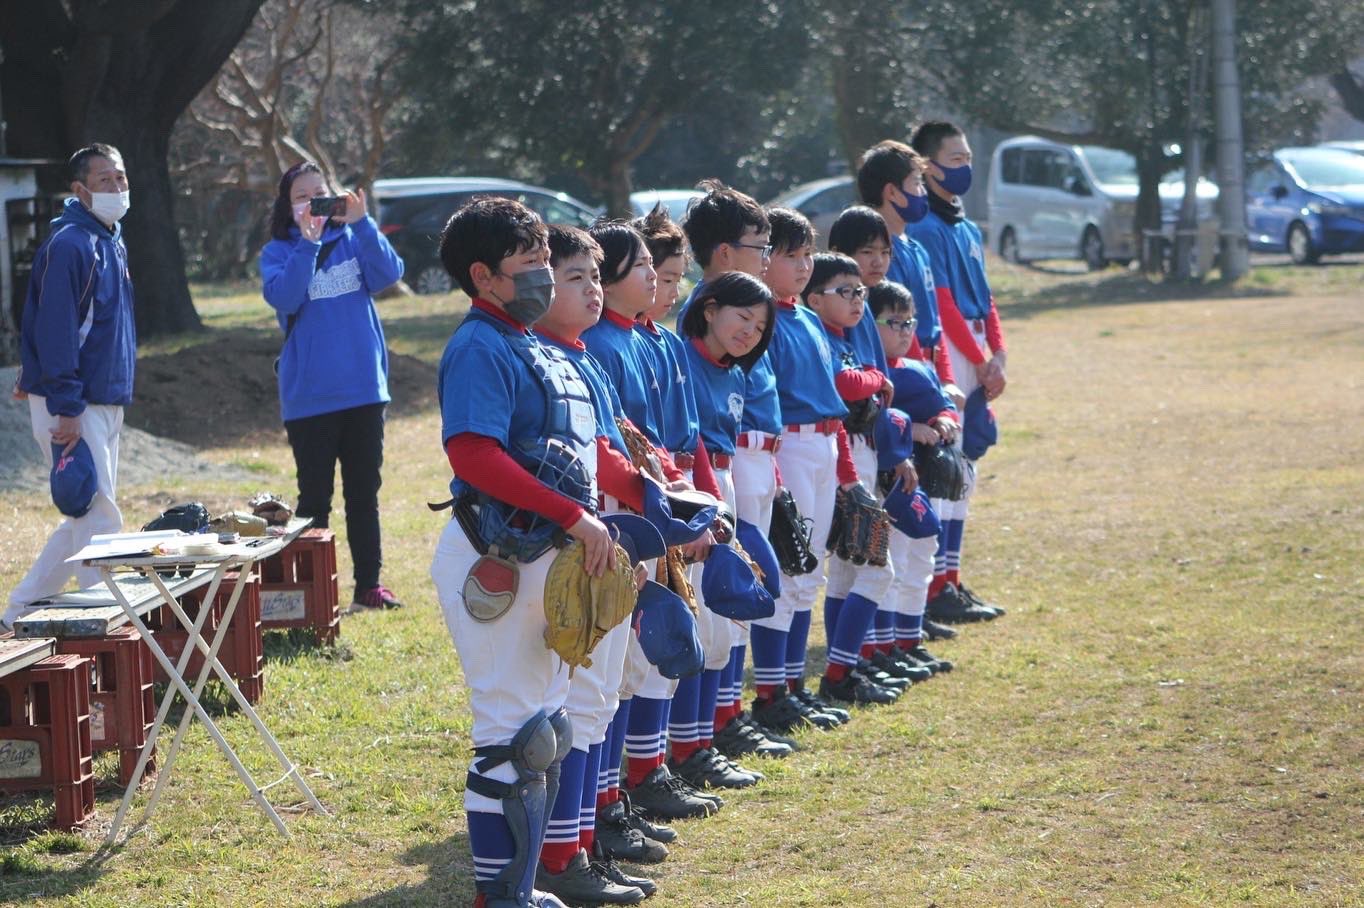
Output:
[5, 144, 136, 629]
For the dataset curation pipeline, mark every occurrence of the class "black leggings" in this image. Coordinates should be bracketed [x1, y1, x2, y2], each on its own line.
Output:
[284, 402, 386, 590]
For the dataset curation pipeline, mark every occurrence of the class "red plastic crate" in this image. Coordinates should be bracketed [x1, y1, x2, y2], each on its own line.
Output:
[0, 654, 96, 830]
[258, 529, 340, 645]
[148, 571, 265, 705]
[55, 626, 156, 786]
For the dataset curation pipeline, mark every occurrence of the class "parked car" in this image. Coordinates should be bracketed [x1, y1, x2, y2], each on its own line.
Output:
[1246, 147, 1364, 264]
[767, 176, 856, 249]
[374, 177, 598, 294]
[989, 136, 1143, 269]
[1319, 140, 1364, 157]
[631, 189, 703, 223]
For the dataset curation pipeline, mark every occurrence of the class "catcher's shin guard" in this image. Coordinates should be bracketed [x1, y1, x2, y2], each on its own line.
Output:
[469, 708, 573, 906]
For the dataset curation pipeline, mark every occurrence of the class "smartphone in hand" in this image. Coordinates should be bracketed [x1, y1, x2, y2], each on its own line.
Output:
[309, 195, 348, 218]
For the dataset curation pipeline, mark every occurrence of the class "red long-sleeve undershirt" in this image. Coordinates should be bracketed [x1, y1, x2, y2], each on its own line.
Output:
[597, 437, 645, 512]
[446, 433, 585, 529]
[690, 436, 721, 497]
[908, 335, 957, 386]
[835, 424, 857, 485]
[936, 288, 1007, 367]
[834, 367, 886, 401]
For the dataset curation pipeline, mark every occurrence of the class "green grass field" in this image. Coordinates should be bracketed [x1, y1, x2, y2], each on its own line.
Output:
[1, 259, 1361, 906]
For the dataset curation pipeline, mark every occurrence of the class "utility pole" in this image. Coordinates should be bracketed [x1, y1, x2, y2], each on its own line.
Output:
[1211, 0, 1249, 280]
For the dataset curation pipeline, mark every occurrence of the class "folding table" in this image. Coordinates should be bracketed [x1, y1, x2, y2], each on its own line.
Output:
[67, 533, 328, 846]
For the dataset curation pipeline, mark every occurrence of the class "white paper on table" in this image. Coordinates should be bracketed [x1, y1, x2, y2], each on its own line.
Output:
[66, 531, 222, 563]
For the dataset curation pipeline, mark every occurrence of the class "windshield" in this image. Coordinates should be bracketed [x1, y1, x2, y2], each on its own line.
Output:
[1282, 149, 1364, 187]
[1080, 146, 1138, 186]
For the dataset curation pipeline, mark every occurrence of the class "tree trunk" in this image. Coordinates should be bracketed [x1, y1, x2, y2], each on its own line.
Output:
[1329, 68, 1364, 123]
[604, 159, 635, 221]
[0, 0, 266, 336]
[1135, 147, 1166, 273]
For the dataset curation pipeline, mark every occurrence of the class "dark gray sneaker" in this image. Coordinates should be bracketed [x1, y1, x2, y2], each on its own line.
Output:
[669, 747, 760, 790]
[922, 618, 958, 641]
[926, 584, 996, 623]
[713, 714, 794, 759]
[595, 797, 668, 863]
[897, 644, 954, 674]
[591, 843, 658, 897]
[958, 583, 1005, 617]
[619, 790, 676, 843]
[626, 765, 717, 820]
[869, 649, 933, 683]
[819, 670, 900, 705]
[792, 686, 851, 724]
[536, 849, 644, 905]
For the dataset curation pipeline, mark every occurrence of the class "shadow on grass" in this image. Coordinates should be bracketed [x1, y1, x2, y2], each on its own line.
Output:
[338, 831, 474, 907]
[997, 268, 1287, 322]
[263, 629, 354, 667]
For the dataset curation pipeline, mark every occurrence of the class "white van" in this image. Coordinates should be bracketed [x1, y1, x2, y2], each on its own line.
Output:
[988, 136, 1140, 269]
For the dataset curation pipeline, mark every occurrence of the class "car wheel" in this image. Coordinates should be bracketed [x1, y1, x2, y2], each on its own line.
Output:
[1082, 227, 1106, 271]
[1287, 221, 1319, 265]
[999, 227, 1021, 264]
[414, 263, 454, 295]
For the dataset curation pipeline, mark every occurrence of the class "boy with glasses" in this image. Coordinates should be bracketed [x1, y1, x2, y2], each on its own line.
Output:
[803, 253, 925, 703]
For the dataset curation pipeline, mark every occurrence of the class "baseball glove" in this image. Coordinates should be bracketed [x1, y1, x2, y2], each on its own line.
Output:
[912, 441, 967, 501]
[618, 416, 701, 612]
[831, 483, 892, 567]
[768, 487, 819, 576]
[248, 491, 294, 526]
[543, 539, 637, 674]
[842, 395, 881, 436]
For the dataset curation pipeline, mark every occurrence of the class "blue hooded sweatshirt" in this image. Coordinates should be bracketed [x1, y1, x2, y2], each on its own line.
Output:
[260, 216, 404, 421]
[19, 198, 137, 416]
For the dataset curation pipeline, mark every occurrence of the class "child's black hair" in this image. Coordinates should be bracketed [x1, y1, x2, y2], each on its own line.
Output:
[827, 206, 891, 255]
[548, 224, 603, 269]
[910, 121, 966, 160]
[766, 207, 816, 254]
[801, 253, 861, 304]
[867, 280, 914, 318]
[632, 204, 688, 268]
[439, 196, 547, 297]
[588, 219, 648, 285]
[856, 140, 928, 207]
[679, 271, 775, 372]
[681, 180, 770, 268]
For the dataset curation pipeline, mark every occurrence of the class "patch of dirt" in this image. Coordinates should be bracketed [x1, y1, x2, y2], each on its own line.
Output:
[125, 329, 438, 447]
[0, 332, 437, 491]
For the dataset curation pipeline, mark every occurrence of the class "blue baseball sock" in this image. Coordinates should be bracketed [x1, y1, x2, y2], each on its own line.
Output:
[468, 810, 517, 884]
[828, 592, 878, 669]
[580, 742, 602, 850]
[895, 610, 924, 648]
[785, 609, 812, 685]
[541, 746, 586, 872]
[698, 668, 722, 745]
[750, 623, 787, 700]
[822, 595, 846, 648]
[668, 674, 702, 759]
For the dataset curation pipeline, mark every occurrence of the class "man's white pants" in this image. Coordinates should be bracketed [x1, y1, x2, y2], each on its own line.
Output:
[5, 397, 124, 626]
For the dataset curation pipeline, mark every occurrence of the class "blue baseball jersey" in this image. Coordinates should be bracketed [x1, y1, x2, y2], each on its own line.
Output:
[682, 338, 746, 456]
[888, 358, 956, 423]
[740, 352, 783, 435]
[768, 302, 848, 425]
[906, 213, 994, 320]
[636, 322, 700, 455]
[581, 312, 666, 447]
[819, 323, 863, 390]
[887, 233, 942, 351]
[438, 310, 597, 500]
[845, 307, 889, 373]
[539, 333, 630, 456]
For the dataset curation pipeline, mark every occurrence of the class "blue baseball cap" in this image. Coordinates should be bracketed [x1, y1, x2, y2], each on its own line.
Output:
[601, 513, 666, 564]
[873, 408, 915, 472]
[963, 387, 998, 460]
[700, 542, 776, 621]
[735, 518, 781, 599]
[640, 476, 717, 547]
[632, 580, 704, 679]
[882, 479, 941, 539]
[50, 439, 97, 518]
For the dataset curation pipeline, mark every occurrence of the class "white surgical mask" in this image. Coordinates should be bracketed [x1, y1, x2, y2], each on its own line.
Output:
[86, 189, 130, 225]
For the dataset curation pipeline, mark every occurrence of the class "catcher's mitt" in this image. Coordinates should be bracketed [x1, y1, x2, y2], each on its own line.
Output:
[831, 483, 892, 567]
[248, 491, 294, 526]
[768, 487, 819, 576]
[544, 539, 637, 673]
[912, 441, 967, 501]
[842, 395, 881, 436]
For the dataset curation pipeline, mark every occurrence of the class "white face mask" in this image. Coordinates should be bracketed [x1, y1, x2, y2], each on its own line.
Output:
[86, 189, 130, 225]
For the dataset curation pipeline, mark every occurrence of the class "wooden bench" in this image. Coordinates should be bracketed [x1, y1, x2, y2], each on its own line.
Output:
[0, 637, 95, 830]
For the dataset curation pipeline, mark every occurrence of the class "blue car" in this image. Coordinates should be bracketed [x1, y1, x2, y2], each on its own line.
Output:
[1246, 147, 1364, 264]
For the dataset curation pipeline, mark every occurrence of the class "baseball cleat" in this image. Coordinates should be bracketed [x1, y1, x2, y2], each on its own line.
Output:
[819, 670, 900, 705]
[926, 584, 996, 623]
[922, 618, 958, 641]
[791, 686, 851, 725]
[625, 766, 717, 820]
[535, 849, 645, 905]
[957, 583, 1005, 617]
[595, 798, 668, 863]
[898, 644, 953, 673]
[869, 649, 933, 683]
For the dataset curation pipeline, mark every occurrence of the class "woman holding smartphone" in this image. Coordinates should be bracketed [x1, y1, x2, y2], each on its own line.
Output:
[261, 160, 406, 612]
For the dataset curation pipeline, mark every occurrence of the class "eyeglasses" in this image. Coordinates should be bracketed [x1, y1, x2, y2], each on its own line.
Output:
[879, 317, 917, 332]
[730, 241, 773, 259]
[818, 285, 867, 301]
